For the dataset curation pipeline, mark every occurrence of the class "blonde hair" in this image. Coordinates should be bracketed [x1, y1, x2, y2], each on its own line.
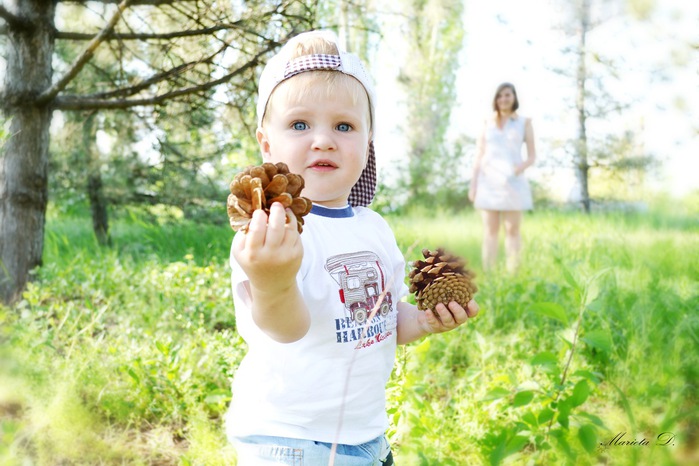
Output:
[262, 36, 372, 129]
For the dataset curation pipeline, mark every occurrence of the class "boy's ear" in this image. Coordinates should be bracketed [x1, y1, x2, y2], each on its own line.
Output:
[256, 127, 272, 160]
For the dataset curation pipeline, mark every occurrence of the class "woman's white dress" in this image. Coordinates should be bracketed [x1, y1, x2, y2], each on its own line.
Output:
[474, 115, 533, 211]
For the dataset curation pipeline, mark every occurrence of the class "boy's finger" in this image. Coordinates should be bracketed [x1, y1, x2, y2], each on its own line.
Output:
[231, 228, 246, 262]
[424, 309, 439, 332]
[282, 208, 299, 244]
[466, 300, 480, 318]
[435, 303, 454, 327]
[448, 301, 469, 324]
[265, 203, 286, 246]
[245, 209, 268, 249]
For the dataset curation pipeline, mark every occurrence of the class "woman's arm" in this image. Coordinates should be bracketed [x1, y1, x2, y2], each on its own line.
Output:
[515, 118, 537, 175]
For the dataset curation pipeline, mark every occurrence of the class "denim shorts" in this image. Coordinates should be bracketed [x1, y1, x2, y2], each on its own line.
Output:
[231, 434, 393, 466]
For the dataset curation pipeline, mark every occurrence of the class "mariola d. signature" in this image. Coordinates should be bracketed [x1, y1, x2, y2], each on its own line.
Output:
[598, 432, 676, 451]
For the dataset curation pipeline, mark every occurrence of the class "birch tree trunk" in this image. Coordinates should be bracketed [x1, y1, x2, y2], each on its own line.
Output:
[0, 1, 55, 303]
[574, 0, 591, 213]
[399, 0, 464, 202]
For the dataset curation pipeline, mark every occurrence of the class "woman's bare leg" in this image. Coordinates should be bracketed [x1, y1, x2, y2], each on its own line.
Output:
[480, 210, 500, 271]
[503, 210, 523, 273]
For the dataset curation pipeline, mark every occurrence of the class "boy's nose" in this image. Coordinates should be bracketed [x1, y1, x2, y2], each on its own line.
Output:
[311, 129, 337, 151]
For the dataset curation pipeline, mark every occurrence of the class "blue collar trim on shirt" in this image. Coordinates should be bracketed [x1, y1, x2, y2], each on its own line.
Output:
[310, 204, 355, 218]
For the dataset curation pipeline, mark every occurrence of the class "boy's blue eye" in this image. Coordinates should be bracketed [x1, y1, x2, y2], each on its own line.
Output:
[337, 123, 351, 132]
[292, 122, 308, 130]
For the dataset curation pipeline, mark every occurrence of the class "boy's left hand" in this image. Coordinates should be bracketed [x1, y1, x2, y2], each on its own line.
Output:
[419, 300, 479, 334]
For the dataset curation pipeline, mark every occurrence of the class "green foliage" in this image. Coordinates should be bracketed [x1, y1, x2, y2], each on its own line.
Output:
[390, 209, 697, 465]
[1, 217, 240, 463]
[316, 0, 380, 63]
[398, 0, 466, 205]
[626, 0, 657, 20]
[1, 208, 697, 464]
[587, 130, 658, 202]
[466, 263, 611, 465]
[0, 117, 9, 145]
[48, 1, 319, 230]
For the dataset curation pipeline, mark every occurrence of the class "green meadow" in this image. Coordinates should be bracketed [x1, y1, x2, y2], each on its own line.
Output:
[1, 207, 697, 465]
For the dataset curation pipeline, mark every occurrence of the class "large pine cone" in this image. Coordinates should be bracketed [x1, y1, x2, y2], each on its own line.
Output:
[409, 248, 477, 311]
[227, 162, 313, 234]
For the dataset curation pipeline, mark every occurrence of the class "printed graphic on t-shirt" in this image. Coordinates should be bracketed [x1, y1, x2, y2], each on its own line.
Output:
[325, 251, 397, 347]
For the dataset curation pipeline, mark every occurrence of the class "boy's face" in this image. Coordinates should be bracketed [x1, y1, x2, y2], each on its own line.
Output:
[257, 77, 371, 208]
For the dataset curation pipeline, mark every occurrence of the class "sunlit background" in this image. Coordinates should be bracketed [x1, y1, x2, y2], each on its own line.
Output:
[1, 1, 697, 465]
[373, 0, 698, 201]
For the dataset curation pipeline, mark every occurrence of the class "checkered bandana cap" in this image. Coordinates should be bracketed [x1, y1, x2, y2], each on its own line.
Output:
[257, 31, 377, 207]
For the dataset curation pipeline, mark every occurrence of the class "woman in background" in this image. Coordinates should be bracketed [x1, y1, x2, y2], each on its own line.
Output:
[469, 83, 536, 272]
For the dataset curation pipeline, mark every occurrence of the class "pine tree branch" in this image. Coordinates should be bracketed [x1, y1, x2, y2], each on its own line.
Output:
[84, 61, 199, 101]
[79, 33, 232, 101]
[55, 21, 244, 41]
[53, 46, 270, 110]
[90, 56, 215, 100]
[0, 6, 23, 27]
[61, 0, 194, 5]
[36, 0, 134, 105]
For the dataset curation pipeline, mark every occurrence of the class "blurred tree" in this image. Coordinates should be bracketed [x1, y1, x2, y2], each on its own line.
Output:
[334, 0, 379, 62]
[558, 0, 657, 212]
[397, 0, 465, 205]
[83, 111, 111, 245]
[573, 0, 592, 212]
[587, 128, 656, 201]
[0, 0, 316, 303]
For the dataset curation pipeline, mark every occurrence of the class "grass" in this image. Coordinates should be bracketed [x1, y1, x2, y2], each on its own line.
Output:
[1, 207, 697, 465]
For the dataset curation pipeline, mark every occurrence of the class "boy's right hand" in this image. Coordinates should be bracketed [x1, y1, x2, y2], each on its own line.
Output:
[232, 202, 303, 293]
[232, 202, 309, 343]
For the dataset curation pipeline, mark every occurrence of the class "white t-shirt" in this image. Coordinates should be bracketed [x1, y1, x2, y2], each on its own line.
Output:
[225, 204, 409, 445]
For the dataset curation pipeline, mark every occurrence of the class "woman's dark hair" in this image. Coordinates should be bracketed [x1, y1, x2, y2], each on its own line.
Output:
[492, 82, 519, 114]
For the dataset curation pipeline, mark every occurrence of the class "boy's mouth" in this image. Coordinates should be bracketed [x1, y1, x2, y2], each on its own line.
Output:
[309, 159, 338, 171]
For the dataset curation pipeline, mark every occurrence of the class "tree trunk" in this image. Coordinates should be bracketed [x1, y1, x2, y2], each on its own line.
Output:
[338, 0, 350, 52]
[0, 2, 55, 304]
[87, 173, 110, 246]
[83, 113, 111, 245]
[399, 0, 464, 206]
[575, 0, 591, 213]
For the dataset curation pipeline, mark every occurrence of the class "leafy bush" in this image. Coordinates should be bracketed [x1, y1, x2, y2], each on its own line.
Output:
[1, 209, 697, 465]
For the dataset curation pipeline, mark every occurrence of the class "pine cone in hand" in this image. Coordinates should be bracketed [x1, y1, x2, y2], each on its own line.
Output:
[227, 162, 313, 234]
[409, 248, 477, 311]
